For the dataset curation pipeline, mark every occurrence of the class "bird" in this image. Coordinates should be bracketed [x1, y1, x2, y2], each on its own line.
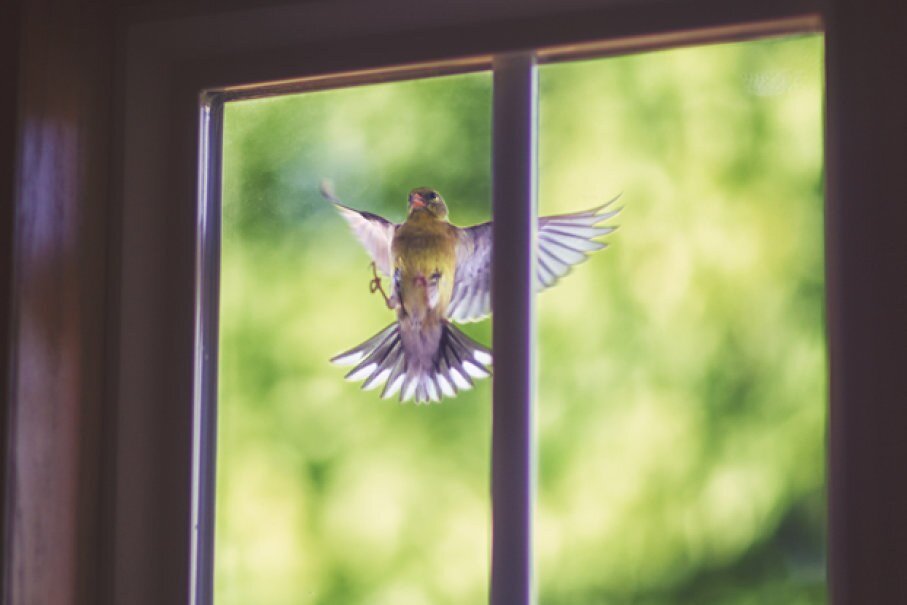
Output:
[323, 182, 620, 404]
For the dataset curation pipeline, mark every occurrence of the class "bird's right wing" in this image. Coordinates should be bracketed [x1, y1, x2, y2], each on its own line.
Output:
[447, 197, 621, 323]
[322, 182, 397, 276]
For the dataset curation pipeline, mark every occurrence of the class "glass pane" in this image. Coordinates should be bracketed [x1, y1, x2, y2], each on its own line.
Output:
[537, 36, 826, 603]
[217, 72, 493, 605]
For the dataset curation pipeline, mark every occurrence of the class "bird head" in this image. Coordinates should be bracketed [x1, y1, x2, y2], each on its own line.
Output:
[408, 187, 448, 220]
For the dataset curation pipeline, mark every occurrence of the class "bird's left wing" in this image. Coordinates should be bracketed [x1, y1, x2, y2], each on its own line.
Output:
[448, 222, 493, 323]
[447, 197, 621, 323]
[322, 183, 397, 276]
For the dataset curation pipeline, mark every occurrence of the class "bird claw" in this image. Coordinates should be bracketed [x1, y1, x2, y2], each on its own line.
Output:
[368, 262, 395, 309]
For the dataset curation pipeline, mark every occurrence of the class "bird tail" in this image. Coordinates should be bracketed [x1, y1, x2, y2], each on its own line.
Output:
[331, 321, 492, 404]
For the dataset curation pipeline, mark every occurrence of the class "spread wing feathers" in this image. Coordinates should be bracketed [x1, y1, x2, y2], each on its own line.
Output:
[535, 199, 621, 289]
[448, 197, 621, 323]
[322, 182, 397, 276]
[448, 222, 493, 324]
[331, 321, 491, 404]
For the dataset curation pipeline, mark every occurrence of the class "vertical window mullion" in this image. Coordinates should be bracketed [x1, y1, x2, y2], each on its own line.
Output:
[192, 96, 224, 605]
[491, 52, 538, 605]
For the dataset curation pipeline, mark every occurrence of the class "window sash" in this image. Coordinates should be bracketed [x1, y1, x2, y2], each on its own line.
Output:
[490, 52, 538, 605]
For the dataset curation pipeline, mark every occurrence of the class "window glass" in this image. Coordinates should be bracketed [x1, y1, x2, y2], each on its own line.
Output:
[216, 34, 826, 604]
[537, 35, 826, 604]
[217, 72, 493, 605]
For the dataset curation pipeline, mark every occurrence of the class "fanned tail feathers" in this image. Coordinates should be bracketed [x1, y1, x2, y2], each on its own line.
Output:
[331, 322, 491, 404]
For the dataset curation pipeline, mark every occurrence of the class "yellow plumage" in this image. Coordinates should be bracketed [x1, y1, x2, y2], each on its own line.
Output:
[392, 208, 458, 322]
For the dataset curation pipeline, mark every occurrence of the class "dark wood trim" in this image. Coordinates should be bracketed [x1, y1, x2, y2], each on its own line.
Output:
[109, 63, 206, 605]
[0, 0, 22, 598]
[201, 15, 820, 104]
[3, 0, 115, 603]
[825, 0, 907, 602]
[188, 2, 820, 96]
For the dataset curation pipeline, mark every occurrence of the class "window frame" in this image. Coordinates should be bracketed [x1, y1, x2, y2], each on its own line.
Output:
[110, 3, 878, 605]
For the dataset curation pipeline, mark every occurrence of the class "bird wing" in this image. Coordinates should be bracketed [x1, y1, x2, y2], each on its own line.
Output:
[447, 197, 621, 323]
[323, 183, 397, 276]
[448, 222, 493, 323]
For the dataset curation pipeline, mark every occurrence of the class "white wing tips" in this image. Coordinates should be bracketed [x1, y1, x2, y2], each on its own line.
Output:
[572, 193, 623, 220]
[321, 181, 397, 277]
[473, 348, 493, 366]
[320, 179, 358, 217]
[330, 350, 364, 366]
[535, 196, 622, 290]
[319, 178, 344, 207]
[332, 321, 492, 404]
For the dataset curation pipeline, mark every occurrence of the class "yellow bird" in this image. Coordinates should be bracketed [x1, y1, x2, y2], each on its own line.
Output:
[324, 183, 620, 404]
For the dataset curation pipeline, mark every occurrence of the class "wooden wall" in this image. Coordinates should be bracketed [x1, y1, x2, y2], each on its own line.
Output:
[3, 0, 114, 603]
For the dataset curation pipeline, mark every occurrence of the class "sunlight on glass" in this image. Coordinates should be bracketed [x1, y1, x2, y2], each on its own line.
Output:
[537, 35, 826, 604]
[217, 73, 493, 605]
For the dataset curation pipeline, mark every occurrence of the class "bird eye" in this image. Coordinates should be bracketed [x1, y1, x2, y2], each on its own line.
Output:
[429, 192, 439, 201]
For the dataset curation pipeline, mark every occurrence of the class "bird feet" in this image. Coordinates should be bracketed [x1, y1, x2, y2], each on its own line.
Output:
[368, 261, 395, 309]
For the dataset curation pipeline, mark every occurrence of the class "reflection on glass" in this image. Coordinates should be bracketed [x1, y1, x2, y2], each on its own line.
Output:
[217, 73, 493, 605]
[537, 36, 826, 604]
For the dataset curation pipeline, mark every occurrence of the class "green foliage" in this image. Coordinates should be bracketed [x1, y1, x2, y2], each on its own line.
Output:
[217, 35, 825, 604]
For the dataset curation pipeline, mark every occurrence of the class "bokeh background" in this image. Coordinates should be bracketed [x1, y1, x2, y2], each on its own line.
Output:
[216, 34, 826, 605]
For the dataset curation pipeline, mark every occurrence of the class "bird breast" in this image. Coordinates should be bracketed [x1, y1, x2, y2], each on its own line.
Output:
[392, 219, 458, 322]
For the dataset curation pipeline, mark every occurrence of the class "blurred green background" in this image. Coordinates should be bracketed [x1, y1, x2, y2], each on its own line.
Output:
[216, 34, 826, 605]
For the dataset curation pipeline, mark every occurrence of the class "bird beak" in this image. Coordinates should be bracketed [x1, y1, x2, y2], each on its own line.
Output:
[410, 194, 426, 209]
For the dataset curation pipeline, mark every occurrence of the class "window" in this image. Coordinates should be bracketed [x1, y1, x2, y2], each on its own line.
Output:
[209, 32, 825, 605]
[9, 1, 907, 604]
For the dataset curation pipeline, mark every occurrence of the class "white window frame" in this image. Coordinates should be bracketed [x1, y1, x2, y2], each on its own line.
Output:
[111, 4, 848, 605]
